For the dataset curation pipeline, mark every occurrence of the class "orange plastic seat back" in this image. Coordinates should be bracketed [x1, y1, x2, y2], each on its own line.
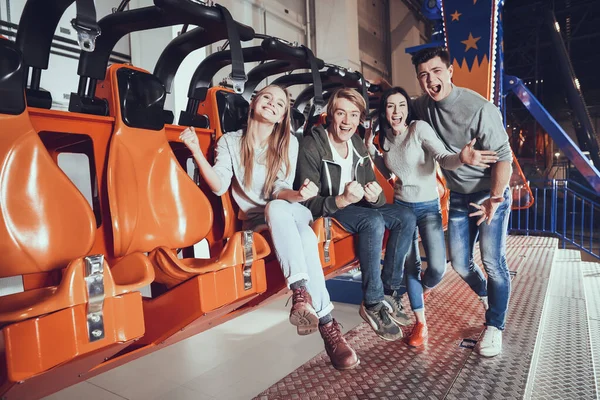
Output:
[105, 64, 213, 257]
[0, 39, 95, 277]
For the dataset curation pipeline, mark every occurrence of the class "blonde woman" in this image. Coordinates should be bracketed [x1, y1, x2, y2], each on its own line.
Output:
[180, 85, 359, 370]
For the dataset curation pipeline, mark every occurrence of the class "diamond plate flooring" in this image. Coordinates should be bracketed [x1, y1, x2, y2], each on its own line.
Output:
[255, 236, 598, 399]
[582, 261, 600, 395]
[525, 250, 598, 400]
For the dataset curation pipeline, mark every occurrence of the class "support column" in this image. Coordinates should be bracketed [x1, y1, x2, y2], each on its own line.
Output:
[314, 0, 361, 72]
[389, 1, 425, 96]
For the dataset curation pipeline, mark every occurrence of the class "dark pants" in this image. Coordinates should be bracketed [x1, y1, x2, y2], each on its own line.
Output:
[332, 203, 413, 305]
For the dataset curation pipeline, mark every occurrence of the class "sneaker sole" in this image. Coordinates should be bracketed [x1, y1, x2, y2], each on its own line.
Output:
[289, 307, 319, 336]
[475, 347, 501, 357]
[359, 307, 403, 342]
[407, 335, 428, 348]
[332, 358, 360, 371]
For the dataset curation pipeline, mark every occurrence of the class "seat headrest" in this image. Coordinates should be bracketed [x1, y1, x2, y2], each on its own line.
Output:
[117, 68, 166, 131]
[0, 39, 26, 115]
[216, 91, 249, 133]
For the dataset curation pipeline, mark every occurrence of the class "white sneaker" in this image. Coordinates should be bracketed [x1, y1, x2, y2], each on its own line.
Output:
[476, 326, 502, 357]
[479, 296, 489, 310]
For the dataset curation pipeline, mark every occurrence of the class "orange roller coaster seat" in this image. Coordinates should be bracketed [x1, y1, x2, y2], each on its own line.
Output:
[104, 65, 270, 297]
[0, 39, 95, 319]
[0, 38, 153, 397]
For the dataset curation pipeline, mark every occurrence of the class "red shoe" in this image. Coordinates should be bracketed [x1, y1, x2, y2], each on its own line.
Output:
[407, 322, 428, 347]
[423, 290, 431, 303]
[319, 319, 360, 370]
[289, 286, 319, 335]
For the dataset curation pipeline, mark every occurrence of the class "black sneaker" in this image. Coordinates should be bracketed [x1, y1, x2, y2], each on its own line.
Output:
[359, 302, 403, 341]
[383, 292, 412, 326]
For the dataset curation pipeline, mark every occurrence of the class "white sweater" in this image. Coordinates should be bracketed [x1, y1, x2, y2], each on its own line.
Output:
[369, 120, 463, 203]
[212, 129, 298, 222]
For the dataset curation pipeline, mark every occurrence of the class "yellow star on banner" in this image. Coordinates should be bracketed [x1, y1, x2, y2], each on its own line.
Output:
[461, 32, 481, 51]
[451, 10, 462, 21]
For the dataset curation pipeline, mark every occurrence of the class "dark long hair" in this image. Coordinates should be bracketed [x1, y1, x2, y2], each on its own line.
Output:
[377, 86, 414, 152]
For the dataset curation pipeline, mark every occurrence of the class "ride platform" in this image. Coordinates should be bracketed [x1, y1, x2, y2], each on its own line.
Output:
[256, 235, 600, 400]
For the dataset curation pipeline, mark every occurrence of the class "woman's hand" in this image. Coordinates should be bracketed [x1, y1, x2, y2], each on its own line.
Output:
[459, 139, 499, 168]
[179, 127, 202, 156]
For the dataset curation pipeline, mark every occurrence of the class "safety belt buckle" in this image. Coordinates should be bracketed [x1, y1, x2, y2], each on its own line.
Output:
[229, 74, 247, 94]
[71, 19, 101, 52]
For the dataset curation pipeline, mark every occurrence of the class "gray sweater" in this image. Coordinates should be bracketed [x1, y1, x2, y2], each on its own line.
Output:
[368, 120, 463, 203]
[212, 129, 298, 222]
[413, 85, 512, 194]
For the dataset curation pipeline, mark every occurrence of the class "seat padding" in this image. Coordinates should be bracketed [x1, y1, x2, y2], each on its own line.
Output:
[117, 68, 167, 131]
[0, 112, 96, 277]
[217, 91, 249, 133]
[108, 65, 213, 256]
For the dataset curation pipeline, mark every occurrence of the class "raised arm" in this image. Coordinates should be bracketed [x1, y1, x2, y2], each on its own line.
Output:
[418, 121, 463, 170]
[180, 127, 232, 195]
[419, 121, 498, 170]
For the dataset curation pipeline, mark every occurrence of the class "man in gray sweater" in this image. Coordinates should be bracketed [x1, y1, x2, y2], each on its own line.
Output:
[411, 46, 513, 357]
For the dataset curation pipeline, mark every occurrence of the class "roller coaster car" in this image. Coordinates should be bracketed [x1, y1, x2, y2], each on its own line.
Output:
[182, 44, 367, 278]
[0, 37, 154, 400]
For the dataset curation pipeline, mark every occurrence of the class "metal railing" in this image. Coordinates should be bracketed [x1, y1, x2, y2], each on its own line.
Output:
[509, 179, 600, 260]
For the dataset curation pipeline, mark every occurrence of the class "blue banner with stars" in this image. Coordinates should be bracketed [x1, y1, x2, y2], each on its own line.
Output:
[443, 0, 493, 70]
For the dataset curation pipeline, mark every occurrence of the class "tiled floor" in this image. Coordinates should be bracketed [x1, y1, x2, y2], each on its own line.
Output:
[43, 297, 363, 400]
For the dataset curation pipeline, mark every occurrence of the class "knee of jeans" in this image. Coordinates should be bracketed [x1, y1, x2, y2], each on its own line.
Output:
[265, 199, 289, 223]
[450, 258, 472, 277]
[427, 262, 446, 283]
[360, 212, 386, 237]
[482, 257, 510, 281]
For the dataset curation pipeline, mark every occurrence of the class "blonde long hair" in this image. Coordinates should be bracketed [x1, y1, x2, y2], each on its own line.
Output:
[240, 85, 292, 198]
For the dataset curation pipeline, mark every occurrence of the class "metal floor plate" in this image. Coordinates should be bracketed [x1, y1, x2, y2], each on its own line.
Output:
[582, 262, 600, 395]
[255, 236, 580, 400]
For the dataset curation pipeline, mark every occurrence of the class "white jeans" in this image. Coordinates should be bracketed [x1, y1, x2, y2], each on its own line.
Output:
[264, 200, 334, 318]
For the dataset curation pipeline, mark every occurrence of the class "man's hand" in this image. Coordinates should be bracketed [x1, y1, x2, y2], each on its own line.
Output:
[459, 139, 499, 168]
[469, 196, 504, 226]
[298, 178, 319, 201]
[180, 127, 202, 155]
[364, 181, 382, 203]
[340, 181, 364, 205]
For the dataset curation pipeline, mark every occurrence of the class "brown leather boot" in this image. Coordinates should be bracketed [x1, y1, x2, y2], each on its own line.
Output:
[319, 319, 360, 370]
[289, 286, 318, 335]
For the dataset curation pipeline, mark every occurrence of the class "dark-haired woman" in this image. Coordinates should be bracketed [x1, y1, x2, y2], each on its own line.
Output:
[367, 87, 498, 347]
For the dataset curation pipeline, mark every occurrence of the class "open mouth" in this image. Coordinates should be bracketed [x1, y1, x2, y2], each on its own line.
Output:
[339, 126, 353, 133]
[429, 85, 442, 94]
[391, 116, 403, 125]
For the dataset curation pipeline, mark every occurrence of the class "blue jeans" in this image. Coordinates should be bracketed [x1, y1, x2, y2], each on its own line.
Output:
[448, 188, 512, 330]
[332, 203, 413, 305]
[392, 198, 447, 312]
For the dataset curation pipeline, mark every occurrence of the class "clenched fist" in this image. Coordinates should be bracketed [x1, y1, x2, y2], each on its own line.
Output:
[179, 127, 201, 155]
[364, 181, 382, 203]
[342, 181, 365, 205]
[298, 178, 318, 201]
